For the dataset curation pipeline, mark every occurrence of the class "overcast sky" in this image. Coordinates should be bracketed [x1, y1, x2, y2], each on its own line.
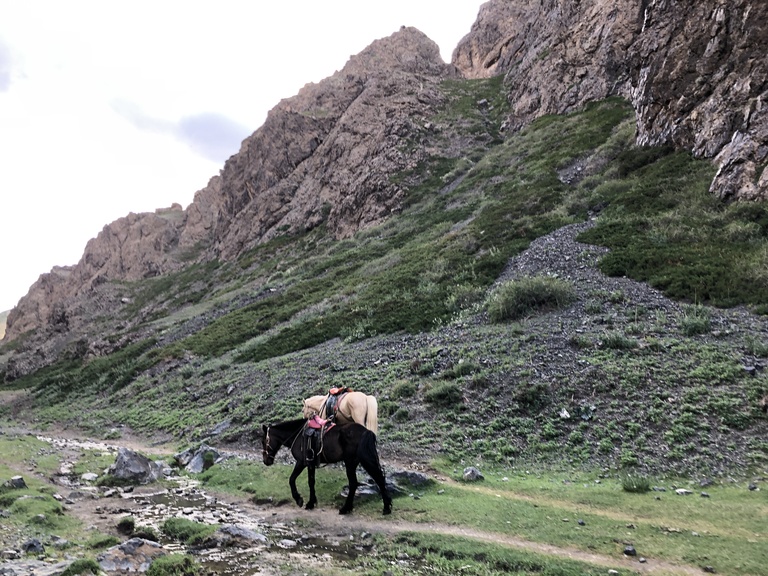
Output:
[0, 0, 485, 313]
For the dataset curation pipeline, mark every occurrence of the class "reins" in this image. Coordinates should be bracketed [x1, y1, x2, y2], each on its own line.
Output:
[265, 421, 326, 465]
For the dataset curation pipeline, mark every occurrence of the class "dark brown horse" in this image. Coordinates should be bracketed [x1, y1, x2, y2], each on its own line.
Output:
[261, 418, 392, 515]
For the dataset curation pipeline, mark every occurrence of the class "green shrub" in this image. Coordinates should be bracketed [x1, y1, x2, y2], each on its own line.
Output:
[584, 299, 603, 314]
[61, 559, 101, 576]
[409, 359, 435, 376]
[513, 381, 551, 412]
[393, 407, 410, 422]
[600, 331, 638, 350]
[680, 305, 711, 336]
[117, 515, 135, 535]
[569, 334, 592, 349]
[132, 526, 159, 542]
[146, 554, 201, 576]
[487, 276, 576, 322]
[392, 380, 417, 399]
[161, 518, 215, 546]
[424, 382, 463, 408]
[441, 361, 479, 379]
[621, 472, 651, 493]
[85, 534, 120, 550]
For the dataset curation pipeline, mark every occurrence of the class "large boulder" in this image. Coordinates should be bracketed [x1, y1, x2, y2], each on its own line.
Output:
[97, 538, 166, 573]
[107, 448, 165, 485]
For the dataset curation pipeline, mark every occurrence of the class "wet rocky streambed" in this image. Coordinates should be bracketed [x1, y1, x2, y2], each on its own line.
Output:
[1, 435, 419, 576]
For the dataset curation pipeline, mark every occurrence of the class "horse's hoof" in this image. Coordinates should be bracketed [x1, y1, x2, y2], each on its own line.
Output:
[305, 503, 315, 510]
[296, 499, 304, 508]
[383, 506, 392, 515]
[339, 507, 352, 515]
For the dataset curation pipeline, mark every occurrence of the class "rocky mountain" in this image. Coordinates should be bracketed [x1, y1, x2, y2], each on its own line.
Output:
[2, 1, 767, 378]
[453, 0, 767, 200]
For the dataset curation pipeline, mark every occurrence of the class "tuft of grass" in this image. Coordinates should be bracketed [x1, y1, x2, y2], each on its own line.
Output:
[487, 276, 576, 322]
[600, 331, 638, 350]
[621, 472, 651, 493]
[61, 559, 101, 576]
[680, 304, 711, 336]
[145, 554, 201, 576]
[424, 381, 463, 408]
[160, 518, 216, 547]
[85, 534, 120, 550]
[117, 515, 135, 535]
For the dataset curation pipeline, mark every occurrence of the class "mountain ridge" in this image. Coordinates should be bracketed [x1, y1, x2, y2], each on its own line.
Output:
[2, 1, 767, 385]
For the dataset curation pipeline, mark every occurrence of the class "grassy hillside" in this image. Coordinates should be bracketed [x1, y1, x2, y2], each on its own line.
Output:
[1, 77, 767, 478]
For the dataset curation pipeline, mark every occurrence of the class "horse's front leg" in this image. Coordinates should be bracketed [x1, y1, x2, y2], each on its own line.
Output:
[339, 460, 359, 514]
[289, 462, 305, 508]
[306, 465, 318, 510]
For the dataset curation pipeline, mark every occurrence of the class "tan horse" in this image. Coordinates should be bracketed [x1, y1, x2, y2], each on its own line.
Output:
[302, 392, 378, 434]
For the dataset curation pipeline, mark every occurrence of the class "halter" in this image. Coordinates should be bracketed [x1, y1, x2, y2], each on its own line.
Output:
[263, 425, 278, 461]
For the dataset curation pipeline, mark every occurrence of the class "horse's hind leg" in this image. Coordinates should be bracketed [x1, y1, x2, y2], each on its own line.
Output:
[306, 465, 318, 510]
[289, 463, 305, 508]
[359, 433, 392, 515]
[339, 460, 359, 514]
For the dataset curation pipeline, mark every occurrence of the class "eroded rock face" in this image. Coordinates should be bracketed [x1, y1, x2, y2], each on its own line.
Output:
[189, 26, 455, 260]
[3, 27, 452, 364]
[453, 0, 768, 200]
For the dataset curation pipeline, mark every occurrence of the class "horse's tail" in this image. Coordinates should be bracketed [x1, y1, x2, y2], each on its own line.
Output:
[358, 429, 382, 476]
[365, 395, 378, 434]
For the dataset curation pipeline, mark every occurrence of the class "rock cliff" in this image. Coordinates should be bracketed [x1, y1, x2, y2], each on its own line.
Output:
[2, 27, 454, 369]
[453, 0, 768, 201]
[4, 2, 768, 376]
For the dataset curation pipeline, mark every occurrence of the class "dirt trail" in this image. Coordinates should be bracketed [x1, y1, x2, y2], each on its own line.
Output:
[252, 502, 709, 576]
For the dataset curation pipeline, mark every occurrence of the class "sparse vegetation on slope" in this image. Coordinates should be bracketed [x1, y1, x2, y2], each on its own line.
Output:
[1, 80, 767, 481]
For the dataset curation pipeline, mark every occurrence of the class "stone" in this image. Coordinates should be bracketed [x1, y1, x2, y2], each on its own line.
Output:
[21, 539, 44, 555]
[462, 467, 484, 482]
[97, 538, 166, 573]
[107, 447, 165, 485]
[3, 476, 27, 489]
[623, 545, 637, 556]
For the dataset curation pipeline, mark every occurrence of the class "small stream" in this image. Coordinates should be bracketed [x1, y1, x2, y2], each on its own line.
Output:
[38, 436, 369, 575]
[125, 480, 365, 575]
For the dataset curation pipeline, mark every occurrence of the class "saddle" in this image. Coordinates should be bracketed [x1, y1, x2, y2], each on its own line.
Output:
[324, 386, 351, 419]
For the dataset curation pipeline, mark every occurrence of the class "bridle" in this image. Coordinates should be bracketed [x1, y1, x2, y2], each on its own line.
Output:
[262, 421, 305, 463]
[262, 425, 277, 462]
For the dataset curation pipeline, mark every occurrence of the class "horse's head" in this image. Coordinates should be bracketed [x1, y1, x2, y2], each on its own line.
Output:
[261, 424, 276, 466]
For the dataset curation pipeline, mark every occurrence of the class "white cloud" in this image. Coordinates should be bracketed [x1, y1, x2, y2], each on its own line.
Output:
[0, 38, 12, 91]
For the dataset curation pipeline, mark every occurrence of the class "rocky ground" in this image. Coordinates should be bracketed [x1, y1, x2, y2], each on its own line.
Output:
[0, 431, 716, 576]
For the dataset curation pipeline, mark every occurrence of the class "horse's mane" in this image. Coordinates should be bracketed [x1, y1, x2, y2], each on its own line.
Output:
[269, 418, 307, 433]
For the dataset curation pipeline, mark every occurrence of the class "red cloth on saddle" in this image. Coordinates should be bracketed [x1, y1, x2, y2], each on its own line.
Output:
[308, 414, 333, 429]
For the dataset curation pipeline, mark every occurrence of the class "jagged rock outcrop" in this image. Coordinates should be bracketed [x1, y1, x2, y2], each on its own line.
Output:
[453, 0, 768, 201]
[185, 26, 455, 260]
